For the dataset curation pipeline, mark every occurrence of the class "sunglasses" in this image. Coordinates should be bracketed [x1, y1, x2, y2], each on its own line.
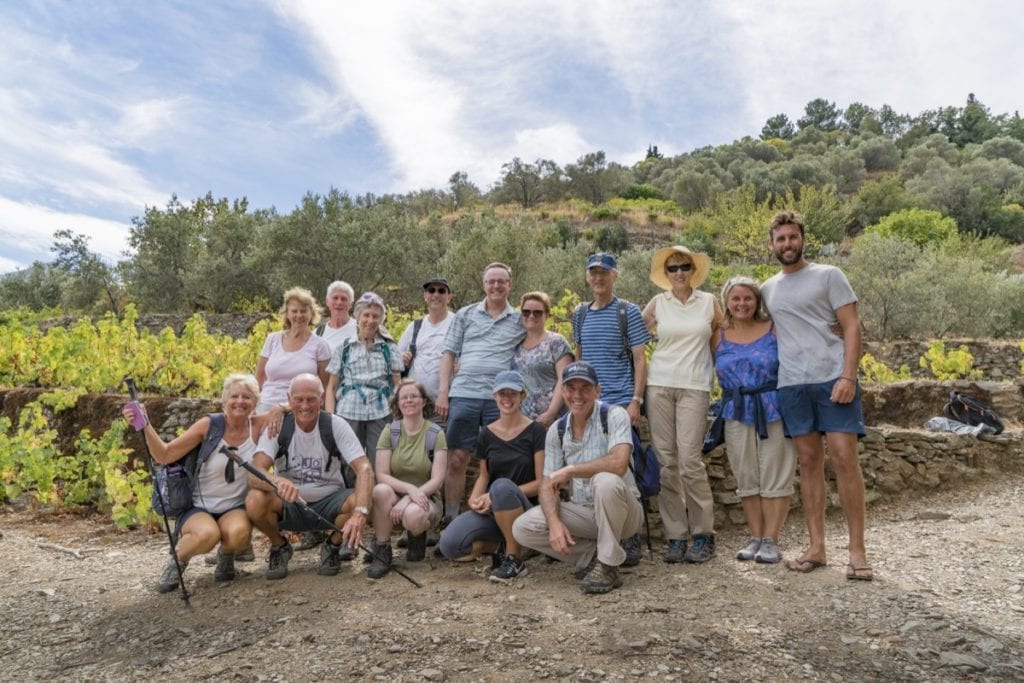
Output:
[666, 263, 694, 273]
[425, 286, 448, 294]
[359, 292, 384, 305]
[521, 309, 546, 318]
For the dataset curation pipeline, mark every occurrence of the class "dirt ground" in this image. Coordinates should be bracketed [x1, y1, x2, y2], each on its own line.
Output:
[2, 471, 1023, 682]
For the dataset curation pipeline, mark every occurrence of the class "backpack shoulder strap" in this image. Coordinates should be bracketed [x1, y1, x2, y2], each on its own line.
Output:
[197, 413, 226, 464]
[556, 412, 570, 444]
[380, 342, 395, 391]
[314, 321, 327, 336]
[410, 318, 425, 353]
[390, 420, 402, 451]
[275, 413, 296, 471]
[317, 411, 342, 472]
[572, 302, 592, 347]
[598, 403, 610, 437]
[425, 422, 442, 461]
[616, 300, 630, 359]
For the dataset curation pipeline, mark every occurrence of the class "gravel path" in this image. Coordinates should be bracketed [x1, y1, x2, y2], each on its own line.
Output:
[2, 471, 1023, 682]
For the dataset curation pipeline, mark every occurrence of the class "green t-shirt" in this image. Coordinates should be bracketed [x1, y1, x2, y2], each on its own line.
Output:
[376, 421, 447, 490]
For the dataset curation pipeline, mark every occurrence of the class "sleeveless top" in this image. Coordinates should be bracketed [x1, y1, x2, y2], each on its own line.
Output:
[714, 330, 783, 428]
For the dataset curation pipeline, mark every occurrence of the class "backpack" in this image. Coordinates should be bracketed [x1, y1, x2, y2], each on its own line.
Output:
[555, 404, 660, 498]
[389, 420, 443, 460]
[275, 411, 353, 487]
[150, 413, 226, 518]
[401, 318, 425, 378]
[337, 338, 396, 402]
[573, 299, 633, 371]
[944, 391, 1004, 435]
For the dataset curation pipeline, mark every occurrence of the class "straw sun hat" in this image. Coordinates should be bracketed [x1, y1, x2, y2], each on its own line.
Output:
[649, 246, 711, 290]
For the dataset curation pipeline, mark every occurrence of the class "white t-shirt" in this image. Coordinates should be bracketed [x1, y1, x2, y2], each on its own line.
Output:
[193, 436, 255, 514]
[397, 312, 453, 401]
[318, 319, 357, 353]
[256, 414, 365, 502]
[761, 263, 858, 387]
[259, 332, 332, 407]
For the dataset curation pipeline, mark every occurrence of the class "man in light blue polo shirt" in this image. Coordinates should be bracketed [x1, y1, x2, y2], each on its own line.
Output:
[436, 262, 526, 521]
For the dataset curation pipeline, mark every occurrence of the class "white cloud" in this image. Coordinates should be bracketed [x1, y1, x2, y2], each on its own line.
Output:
[0, 196, 132, 263]
[0, 254, 24, 272]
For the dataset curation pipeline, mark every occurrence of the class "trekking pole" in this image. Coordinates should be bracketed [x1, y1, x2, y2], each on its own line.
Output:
[124, 376, 191, 607]
[220, 447, 423, 588]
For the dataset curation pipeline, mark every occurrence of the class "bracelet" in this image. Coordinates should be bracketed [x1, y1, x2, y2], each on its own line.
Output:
[631, 396, 644, 406]
[838, 376, 857, 384]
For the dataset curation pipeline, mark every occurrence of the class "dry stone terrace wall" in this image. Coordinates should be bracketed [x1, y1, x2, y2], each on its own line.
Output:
[864, 339, 1024, 381]
[2, 380, 1022, 528]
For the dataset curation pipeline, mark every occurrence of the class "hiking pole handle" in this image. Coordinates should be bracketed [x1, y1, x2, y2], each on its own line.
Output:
[218, 448, 422, 588]
[124, 376, 139, 401]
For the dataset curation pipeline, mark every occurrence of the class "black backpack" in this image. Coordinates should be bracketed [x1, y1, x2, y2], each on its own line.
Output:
[275, 411, 353, 487]
[944, 391, 1005, 435]
[150, 413, 226, 518]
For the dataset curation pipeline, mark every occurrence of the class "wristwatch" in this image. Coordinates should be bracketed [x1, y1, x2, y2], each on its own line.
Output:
[631, 396, 644, 406]
[354, 505, 369, 516]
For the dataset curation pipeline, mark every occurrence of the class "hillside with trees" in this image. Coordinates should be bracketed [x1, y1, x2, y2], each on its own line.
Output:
[3, 94, 1023, 340]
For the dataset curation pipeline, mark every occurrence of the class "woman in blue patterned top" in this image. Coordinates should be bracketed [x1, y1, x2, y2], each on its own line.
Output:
[711, 276, 795, 564]
[511, 291, 573, 426]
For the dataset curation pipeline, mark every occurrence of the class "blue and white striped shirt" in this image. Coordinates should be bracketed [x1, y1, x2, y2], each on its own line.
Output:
[572, 297, 651, 407]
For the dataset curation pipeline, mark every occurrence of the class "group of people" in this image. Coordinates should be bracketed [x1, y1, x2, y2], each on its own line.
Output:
[126, 209, 873, 597]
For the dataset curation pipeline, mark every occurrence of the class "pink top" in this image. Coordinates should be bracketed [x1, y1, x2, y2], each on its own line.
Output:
[259, 332, 332, 406]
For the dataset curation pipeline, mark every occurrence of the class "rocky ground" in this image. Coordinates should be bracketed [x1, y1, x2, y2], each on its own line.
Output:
[2, 472, 1023, 682]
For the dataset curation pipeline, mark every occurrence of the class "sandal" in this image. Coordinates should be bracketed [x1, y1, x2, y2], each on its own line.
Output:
[786, 557, 827, 573]
[846, 563, 874, 581]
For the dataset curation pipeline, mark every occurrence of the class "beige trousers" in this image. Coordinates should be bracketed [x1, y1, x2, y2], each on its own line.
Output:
[512, 472, 643, 573]
[645, 385, 715, 539]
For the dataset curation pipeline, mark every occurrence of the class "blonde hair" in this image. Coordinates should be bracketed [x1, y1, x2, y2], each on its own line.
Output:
[721, 276, 770, 325]
[221, 373, 260, 405]
[519, 291, 551, 315]
[278, 287, 322, 330]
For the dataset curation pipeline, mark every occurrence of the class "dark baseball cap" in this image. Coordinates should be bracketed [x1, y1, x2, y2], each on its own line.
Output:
[561, 361, 599, 385]
[422, 277, 451, 291]
[586, 252, 618, 271]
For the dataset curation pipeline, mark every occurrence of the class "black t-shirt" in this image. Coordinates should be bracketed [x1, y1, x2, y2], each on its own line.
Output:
[475, 421, 546, 494]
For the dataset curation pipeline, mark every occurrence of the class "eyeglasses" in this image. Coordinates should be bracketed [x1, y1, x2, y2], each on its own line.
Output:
[666, 263, 694, 273]
[521, 309, 546, 318]
[484, 279, 509, 286]
[425, 287, 448, 294]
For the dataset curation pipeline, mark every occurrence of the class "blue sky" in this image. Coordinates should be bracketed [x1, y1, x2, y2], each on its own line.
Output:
[1, 0, 1022, 273]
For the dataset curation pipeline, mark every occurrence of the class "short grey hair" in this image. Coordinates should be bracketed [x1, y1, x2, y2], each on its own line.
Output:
[326, 280, 354, 302]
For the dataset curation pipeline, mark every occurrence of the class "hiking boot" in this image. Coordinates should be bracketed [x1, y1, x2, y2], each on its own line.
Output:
[207, 540, 255, 564]
[621, 534, 643, 567]
[318, 540, 342, 576]
[363, 536, 378, 564]
[736, 537, 761, 561]
[754, 538, 782, 564]
[366, 542, 392, 580]
[406, 532, 428, 562]
[213, 547, 236, 582]
[296, 530, 326, 551]
[573, 555, 598, 581]
[579, 561, 623, 594]
[397, 532, 408, 549]
[664, 539, 688, 564]
[266, 542, 293, 580]
[156, 556, 189, 593]
[684, 533, 716, 563]
[489, 554, 528, 584]
[337, 543, 356, 561]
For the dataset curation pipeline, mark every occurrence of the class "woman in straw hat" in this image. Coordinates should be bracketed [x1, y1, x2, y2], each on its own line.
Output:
[642, 246, 722, 564]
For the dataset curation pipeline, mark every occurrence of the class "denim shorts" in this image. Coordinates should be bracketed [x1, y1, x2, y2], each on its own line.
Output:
[279, 488, 352, 532]
[174, 503, 245, 540]
[446, 397, 499, 450]
[777, 378, 866, 438]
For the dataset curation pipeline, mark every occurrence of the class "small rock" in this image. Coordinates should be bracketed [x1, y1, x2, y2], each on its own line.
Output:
[938, 652, 986, 670]
[420, 669, 443, 681]
[290, 596, 309, 605]
[37, 588, 56, 597]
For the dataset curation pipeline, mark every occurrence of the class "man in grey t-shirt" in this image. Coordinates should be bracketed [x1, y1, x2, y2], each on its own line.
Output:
[761, 210, 871, 581]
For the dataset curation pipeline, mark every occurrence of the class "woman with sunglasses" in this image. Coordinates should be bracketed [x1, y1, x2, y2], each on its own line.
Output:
[123, 373, 267, 593]
[642, 246, 723, 564]
[326, 292, 404, 468]
[510, 291, 573, 427]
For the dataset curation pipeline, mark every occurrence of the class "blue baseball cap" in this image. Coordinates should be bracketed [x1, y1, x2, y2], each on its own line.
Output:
[561, 361, 599, 385]
[493, 370, 525, 393]
[586, 252, 618, 271]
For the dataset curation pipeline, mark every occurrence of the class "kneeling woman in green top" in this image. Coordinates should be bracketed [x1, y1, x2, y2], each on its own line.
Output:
[366, 379, 447, 578]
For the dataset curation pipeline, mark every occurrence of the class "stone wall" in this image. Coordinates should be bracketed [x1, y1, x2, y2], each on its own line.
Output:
[864, 339, 1024, 381]
[2, 380, 1022, 528]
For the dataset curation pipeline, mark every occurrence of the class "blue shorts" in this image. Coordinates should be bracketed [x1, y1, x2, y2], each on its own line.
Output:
[174, 503, 245, 540]
[446, 397, 499, 450]
[777, 379, 866, 438]
[279, 488, 353, 532]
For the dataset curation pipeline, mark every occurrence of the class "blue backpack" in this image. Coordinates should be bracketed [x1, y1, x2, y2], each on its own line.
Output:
[150, 413, 226, 518]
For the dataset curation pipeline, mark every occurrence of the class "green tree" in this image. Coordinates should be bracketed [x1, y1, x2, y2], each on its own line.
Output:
[846, 174, 914, 235]
[0, 262, 64, 310]
[868, 208, 957, 247]
[760, 113, 795, 141]
[798, 98, 842, 131]
[124, 195, 206, 311]
[448, 171, 481, 209]
[492, 157, 563, 207]
[50, 230, 122, 313]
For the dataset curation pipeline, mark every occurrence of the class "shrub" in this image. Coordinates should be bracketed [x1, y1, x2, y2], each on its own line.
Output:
[918, 341, 983, 380]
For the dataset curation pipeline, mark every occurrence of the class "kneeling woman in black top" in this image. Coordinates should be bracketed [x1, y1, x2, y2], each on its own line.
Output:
[438, 370, 545, 583]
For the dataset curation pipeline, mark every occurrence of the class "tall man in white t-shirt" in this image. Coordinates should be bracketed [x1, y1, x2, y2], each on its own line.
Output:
[760, 210, 871, 581]
[397, 277, 454, 403]
[245, 374, 374, 580]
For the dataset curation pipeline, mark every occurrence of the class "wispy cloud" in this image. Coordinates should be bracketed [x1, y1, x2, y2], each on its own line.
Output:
[0, 196, 132, 264]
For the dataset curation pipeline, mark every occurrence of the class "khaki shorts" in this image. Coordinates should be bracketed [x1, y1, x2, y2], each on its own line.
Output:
[724, 420, 795, 498]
